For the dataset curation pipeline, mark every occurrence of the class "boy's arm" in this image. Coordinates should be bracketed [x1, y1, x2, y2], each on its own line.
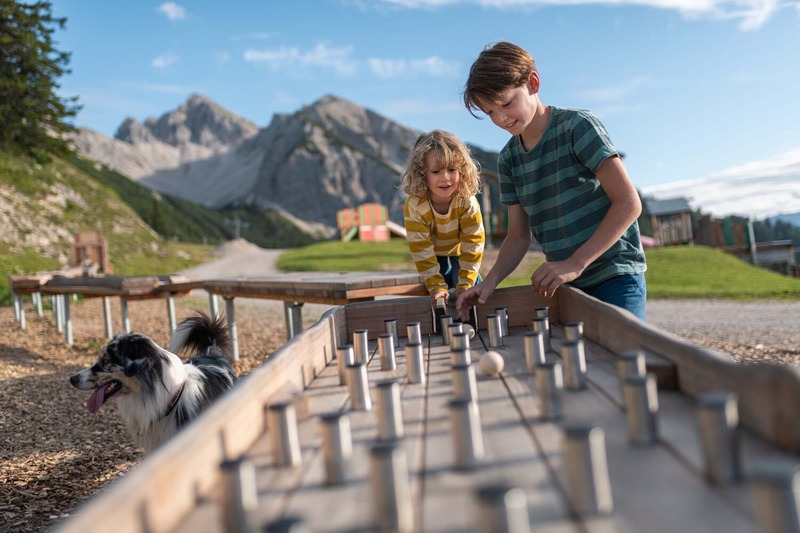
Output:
[456, 197, 485, 290]
[531, 155, 642, 298]
[456, 203, 530, 320]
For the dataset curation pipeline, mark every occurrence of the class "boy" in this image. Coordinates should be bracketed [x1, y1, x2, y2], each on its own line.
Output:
[456, 41, 647, 321]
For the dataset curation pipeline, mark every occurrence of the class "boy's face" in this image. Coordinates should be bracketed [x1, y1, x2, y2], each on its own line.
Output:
[480, 72, 540, 136]
[424, 151, 460, 207]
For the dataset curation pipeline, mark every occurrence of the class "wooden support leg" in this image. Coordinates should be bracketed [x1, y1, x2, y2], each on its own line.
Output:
[167, 297, 177, 333]
[224, 297, 239, 361]
[63, 295, 73, 346]
[12, 291, 21, 322]
[54, 295, 63, 334]
[120, 297, 131, 333]
[16, 295, 25, 330]
[103, 297, 114, 339]
[209, 293, 219, 319]
[283, 301, 304, 341]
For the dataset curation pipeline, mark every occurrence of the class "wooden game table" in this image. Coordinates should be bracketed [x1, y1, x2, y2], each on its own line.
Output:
[55, 285, 800, 533]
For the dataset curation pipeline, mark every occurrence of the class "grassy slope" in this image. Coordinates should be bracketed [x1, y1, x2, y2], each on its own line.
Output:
[278, 240, 800, 300]
[66, 155, 319, 248]
[0, 151, 209, 303]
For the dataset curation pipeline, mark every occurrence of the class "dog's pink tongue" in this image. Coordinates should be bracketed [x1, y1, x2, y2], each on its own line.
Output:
[87, 387, 106, 413]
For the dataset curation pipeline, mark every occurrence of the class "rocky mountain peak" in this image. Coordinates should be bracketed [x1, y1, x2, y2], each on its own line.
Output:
[113, 94, 259, 150]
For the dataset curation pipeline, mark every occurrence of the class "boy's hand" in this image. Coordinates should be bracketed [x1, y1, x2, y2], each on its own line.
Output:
[531, 260, 582, 299]
[455, 283, 495, 322]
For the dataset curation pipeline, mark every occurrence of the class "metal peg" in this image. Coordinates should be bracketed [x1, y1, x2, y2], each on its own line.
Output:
[564, 321, 584, 342]
[320, 412, 353, 486]
[623, 374, 659, 445]
[370, 442, 414, 533]
[448, 398, 484, 470]
[267, 402, 302, 467]
[750, 461, 800, 533]
[378, 333, 397, 371]
[220, 456, 259, 533]
[450, 346, 472, 366]
[385, 318, 399, 347]
[406, 342, 426, 384]
[562, 424, 614, 515]
[452, 363, 479, 402]
[617, 350, 646, 386]
[561, 340, 587, 390]
[495, 306, 509, 337]
[697, 392, 741, 484]
[476, 484, 531, 533]
[441, 314, 454, 345]
[336, 344, 355, 386]
[524, 331, 546, 374]
[487, 314, 503, 348]
[452, 331, 470, 351]
[353, 329, 369, 364]
[406, 321, 422, 345]
[531, 317, 550, 351]
[347, 363, 372, 411]
[376, 380, 404, 441]
[535, 361, 564, 420]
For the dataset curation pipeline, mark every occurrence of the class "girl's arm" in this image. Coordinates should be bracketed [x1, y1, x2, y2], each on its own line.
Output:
[405, 198, 448, 296]
[456, 196, 485, 290]
[531, 155, 642, 297]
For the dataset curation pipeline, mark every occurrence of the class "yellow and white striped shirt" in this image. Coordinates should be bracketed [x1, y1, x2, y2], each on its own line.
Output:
[404, 195, 485, 293]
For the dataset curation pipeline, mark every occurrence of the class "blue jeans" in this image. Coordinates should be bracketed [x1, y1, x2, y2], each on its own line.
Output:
[437, 256, 461, 289]
[580, 274, 647, 321]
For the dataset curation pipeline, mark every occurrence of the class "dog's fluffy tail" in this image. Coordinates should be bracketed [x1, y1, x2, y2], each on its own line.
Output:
[168, 311, 232, 358]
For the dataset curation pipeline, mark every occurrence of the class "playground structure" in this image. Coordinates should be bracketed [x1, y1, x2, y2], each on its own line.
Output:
[336, 203, 407, 242]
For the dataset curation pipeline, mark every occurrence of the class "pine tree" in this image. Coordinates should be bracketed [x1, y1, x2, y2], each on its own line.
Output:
[0, 1, 80, 157]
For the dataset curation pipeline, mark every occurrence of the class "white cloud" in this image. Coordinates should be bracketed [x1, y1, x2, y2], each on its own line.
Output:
[157, 2, 186, 21]
[244, 42, 357, 75]
[377, 0, 795, 31]
[368, 56, 460, 79]
[151, 54, 180, 69]
[642, 147, 800, 218]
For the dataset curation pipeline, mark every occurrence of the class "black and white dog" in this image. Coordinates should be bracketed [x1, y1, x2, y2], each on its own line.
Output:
[69, 312, 237, 451]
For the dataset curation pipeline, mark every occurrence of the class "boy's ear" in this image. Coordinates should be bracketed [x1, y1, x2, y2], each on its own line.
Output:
[528, 71, 540, 94]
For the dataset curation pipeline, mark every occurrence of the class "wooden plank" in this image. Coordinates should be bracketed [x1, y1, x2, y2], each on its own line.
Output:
[345, 296, 435, 339]
[474, 285, 560, 329]
[420, 335, 580, 532]
[557, 285, 800, 452]
[57, 307, 344, 533]
[500, 328, 758, 533]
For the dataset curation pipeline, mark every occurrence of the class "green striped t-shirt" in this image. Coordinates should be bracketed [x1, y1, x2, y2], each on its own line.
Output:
[497, 106, 646, 289]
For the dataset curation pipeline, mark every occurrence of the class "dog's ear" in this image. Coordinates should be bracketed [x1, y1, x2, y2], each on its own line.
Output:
[123, 357, 143, 377]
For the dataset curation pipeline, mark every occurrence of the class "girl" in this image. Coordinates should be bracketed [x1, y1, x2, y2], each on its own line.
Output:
[401, 130, 485, 307]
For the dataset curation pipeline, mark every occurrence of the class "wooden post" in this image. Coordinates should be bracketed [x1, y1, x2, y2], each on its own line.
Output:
[103, 297, 114, 339]
[120, 297, 131, 333]
[224, 297, 239, 361]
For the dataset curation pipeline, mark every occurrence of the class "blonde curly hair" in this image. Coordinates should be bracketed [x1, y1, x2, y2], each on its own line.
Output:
[400, 130, 481, 198]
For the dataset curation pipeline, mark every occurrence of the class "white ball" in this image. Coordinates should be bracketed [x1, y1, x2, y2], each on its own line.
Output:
[479, 351, 505, 376]
[462, 323, 475, 339]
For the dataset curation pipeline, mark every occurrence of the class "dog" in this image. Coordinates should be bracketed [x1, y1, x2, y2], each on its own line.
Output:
[69, 311, 237, 451]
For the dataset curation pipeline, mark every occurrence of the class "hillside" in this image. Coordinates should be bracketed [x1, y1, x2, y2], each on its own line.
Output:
[0, 150, 315, 303]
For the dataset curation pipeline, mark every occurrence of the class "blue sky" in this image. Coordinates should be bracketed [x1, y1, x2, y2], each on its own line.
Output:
[51, 0, 800, 193]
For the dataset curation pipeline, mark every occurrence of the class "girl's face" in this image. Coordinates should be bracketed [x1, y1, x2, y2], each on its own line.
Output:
[424, 151, 460, 208]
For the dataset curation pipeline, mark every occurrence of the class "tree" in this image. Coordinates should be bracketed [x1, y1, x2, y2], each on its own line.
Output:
[0, 1, 80, 156]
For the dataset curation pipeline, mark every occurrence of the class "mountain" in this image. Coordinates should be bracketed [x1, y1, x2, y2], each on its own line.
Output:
[70, 94, 434, 232]
[640, 148, 800, 222]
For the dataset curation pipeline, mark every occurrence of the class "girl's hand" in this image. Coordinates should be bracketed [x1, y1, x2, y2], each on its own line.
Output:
[456, 283, 495, 322]
[431, 288, 449, 306]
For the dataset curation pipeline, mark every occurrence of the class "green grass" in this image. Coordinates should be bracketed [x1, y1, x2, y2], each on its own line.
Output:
[277, 239, 414, 271]
[277, 241, 800, 301]
[643, 245, 800, 299]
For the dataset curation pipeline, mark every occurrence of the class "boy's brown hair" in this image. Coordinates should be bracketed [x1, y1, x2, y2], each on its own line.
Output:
[463, 41, 537, 118]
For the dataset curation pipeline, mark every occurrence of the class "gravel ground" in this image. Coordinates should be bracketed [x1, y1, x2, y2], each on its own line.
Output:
[1, 241, 798, 532]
